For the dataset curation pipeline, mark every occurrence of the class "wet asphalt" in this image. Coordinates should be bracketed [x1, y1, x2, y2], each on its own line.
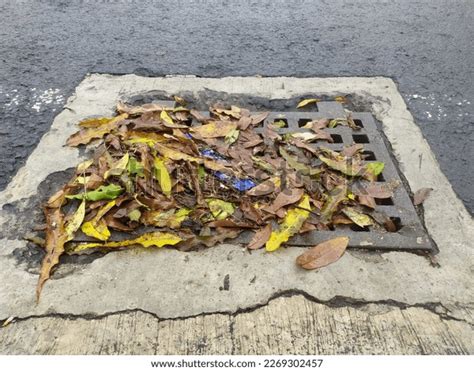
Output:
[0, 0, 472, 214]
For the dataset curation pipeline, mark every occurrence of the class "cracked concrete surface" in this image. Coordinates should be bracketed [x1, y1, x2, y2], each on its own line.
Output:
[0, 75, 473, 354]
[1, 295, 472, 355]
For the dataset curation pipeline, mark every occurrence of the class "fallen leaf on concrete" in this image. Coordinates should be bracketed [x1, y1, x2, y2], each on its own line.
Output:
[413, 187, 433, 205]
[296, 237, 349, 270]
[37, 205, 68, 302]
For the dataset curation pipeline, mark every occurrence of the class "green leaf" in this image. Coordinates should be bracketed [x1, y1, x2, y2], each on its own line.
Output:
[66, 184, 123, 201]
[127, 156, 144, 176]
[364, 162, 385, 176]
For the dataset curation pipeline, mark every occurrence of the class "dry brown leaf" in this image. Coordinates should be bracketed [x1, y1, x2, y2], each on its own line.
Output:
[250, 112, 269, 126]
[413, 187, 433, 205]
[263, 188, 304, 214]
[36, 205, 69, 301]
[296, 237, 349, 270]
[248, 224, 272, 250]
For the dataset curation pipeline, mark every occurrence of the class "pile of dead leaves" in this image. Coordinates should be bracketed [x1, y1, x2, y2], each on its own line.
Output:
[34, 98, 399, 300]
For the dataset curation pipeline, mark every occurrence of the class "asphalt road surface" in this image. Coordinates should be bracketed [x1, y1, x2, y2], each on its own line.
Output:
[0, 0, 472, 214]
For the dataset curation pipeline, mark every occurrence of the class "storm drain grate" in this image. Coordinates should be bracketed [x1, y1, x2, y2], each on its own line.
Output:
[187, 101, 432, 251]
[74, 100, 432, 251]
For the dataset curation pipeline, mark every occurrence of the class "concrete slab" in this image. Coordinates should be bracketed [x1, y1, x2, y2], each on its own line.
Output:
[1, 295, 472, 355]
[0, 75, 473, 328]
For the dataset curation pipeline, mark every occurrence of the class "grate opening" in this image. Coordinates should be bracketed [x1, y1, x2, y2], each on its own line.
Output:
[376, 173, 386, 182]
[354, 119, 364, 128]
[330, 134, 343, 143]
[375, 197, 394, 206]
[390, 217, 402, 232]
[298, 118, 312, 127]
[362, 151, 376, 160]
[273, 118, 288, 128]
[353, 134, 369, 143]
[350, 224, 370, 232]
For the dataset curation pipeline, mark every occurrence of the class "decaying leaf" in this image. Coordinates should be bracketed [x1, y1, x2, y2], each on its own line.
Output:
[296, 237, 349, 270]
[66, 114, 128, 146]
[104, 153, 129, 179]
[142, 208, 191, 228]
[263, 188, 304, 214]
[191, 121, 237, 138]
[248, 224, 272, 250]
[37, 205, 68, 301]
[342, 207, 373, 227]
[413, 187, 433, 205]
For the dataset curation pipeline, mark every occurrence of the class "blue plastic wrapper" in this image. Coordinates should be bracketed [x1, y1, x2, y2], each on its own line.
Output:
[200, 148, 256, 191]
[200, 148, 227, 161]
[213, 171, 256, 192]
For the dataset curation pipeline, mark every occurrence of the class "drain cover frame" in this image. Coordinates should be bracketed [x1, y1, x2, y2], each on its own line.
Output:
[189, 100, 433, 251]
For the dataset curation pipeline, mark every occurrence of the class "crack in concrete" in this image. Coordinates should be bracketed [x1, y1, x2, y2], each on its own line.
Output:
[1, 289, 472, 330]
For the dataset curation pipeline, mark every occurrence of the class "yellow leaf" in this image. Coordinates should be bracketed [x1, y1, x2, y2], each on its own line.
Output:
[81, 219, 110, 241]
[80, 200, 116, 241]
[266, 194, 311, 252]
[76, 159, 94, 173]
[66, 114, 128, 146]
[206, 199, 235, 220]
[154, 157, 172, 196]
[160, 110, 174, 125]
[142, 208, 191, 228]
[155, 143, 201, 163]
[74, 176, 90, 185]
[342, 207, 373, 227]
[297, 98, 320, 109]
[65, 200, 86, 241]
[78, 117, 114, 128]
[125, 131, 166, 147]
[66, 232, 183, 254]
[190, 121, 237, 138]
[104, 153, 129, 179]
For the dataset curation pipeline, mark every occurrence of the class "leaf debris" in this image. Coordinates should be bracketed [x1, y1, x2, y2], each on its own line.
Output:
[33, 99, 406, 299]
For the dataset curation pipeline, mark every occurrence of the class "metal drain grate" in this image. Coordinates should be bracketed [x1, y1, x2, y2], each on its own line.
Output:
[186, 101, 432, 251]
[74, 100, 432, 251]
